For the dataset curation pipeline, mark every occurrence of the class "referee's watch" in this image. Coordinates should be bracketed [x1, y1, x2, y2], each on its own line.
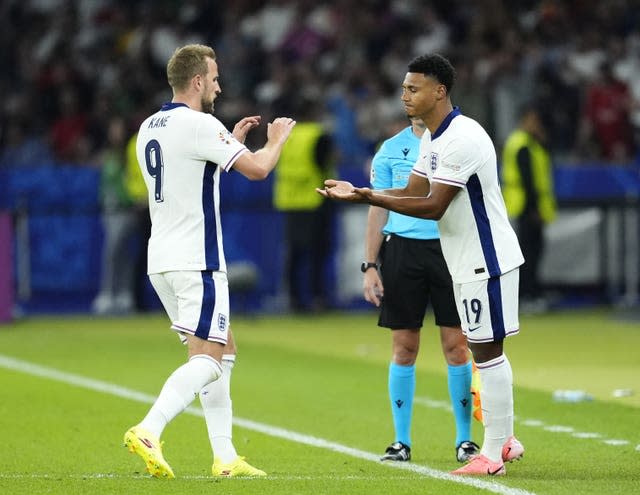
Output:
[361, 262, 379, 273]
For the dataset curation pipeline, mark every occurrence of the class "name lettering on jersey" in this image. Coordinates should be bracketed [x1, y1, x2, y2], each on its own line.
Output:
[148, 116, 171, 129]
[430, 152, 439, 171]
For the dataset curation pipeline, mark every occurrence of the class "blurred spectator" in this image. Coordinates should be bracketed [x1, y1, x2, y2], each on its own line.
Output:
[124, 128, 152, 312]
[49, 86, 91, 163]
[239, 0, 296, 53]
[566, 30, 607, 84]
[0, 119, 53, 168]
[491, 46, 535, 149]
[450, 58, 490, 131]
[411, 3, 450, 55]
[611, 34, 640, 150]
[92, 115, 137, 315]
[272, 95, 336, 312]
[534, 60, 581, 161]
[502, 103, 557, 312]
[577, 61, 635, 162]
[1, 0, 639, 174]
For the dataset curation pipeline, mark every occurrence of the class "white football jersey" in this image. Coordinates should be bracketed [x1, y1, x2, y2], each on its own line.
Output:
[412, 108, 524, 283]
[136, 103, 248, 274]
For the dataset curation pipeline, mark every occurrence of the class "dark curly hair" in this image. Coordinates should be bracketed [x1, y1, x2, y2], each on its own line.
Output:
[407, 54, 455, 94]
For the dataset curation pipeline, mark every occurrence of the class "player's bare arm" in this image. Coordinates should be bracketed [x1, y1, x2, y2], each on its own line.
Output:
[318, 172, 430, 201]
[317, 180, 400, 202]
[319, 177, 460, 221]
[367, 181, 460, 220]
[402, 172, 431, 197]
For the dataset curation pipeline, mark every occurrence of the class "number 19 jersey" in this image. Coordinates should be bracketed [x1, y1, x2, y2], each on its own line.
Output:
[136, 102, 248, 274]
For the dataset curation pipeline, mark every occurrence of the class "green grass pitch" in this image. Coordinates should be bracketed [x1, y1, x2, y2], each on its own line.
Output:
[0, 308, 638, 494]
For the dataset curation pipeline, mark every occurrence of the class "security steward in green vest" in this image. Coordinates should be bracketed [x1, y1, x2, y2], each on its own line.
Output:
[502, 104, 556, 307]
[273, 115, 335, 312]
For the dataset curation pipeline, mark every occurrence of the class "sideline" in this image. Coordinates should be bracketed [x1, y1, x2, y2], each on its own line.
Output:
[0, 354, 534, 495]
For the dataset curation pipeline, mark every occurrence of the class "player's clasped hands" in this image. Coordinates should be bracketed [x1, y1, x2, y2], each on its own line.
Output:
[316, 179, 372, 203]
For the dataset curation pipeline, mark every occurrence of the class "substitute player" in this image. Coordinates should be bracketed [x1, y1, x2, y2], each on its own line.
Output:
[365, 117, 479, 463]
[319, 54, 525, 476]
[123, 44, 295, 479]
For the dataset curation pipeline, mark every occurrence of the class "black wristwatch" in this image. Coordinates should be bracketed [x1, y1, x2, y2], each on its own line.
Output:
[361, 262, 379, 273]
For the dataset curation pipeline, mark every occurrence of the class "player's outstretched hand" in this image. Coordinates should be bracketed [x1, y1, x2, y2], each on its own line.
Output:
[232, 116, 261, 143]
[316, 180, 372, 203]
[316, 179, 353, 199]
[267, 117, 297, 145]
[352, 186, 374, 201]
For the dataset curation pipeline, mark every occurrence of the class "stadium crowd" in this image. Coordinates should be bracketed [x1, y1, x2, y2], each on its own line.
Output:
[0, 0, 639, 172]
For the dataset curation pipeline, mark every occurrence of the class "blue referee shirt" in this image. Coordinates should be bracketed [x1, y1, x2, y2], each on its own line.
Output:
[370, 126, 440, 240]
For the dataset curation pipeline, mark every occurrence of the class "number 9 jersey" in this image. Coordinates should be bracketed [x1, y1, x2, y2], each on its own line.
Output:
[136, 102, 248, 275]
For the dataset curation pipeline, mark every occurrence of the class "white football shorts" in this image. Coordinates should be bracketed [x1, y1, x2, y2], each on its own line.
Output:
[149, 270, 230, 345]
[453, 268, 520, 343]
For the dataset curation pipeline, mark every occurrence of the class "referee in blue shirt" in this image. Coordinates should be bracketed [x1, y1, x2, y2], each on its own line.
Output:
[363, 118, 478, 463]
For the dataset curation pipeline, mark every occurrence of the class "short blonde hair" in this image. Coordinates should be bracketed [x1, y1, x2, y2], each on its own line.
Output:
[167, 44, 216, 92]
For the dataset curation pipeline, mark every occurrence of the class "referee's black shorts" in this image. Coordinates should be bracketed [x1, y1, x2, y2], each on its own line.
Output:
[378, 235, 460, 330]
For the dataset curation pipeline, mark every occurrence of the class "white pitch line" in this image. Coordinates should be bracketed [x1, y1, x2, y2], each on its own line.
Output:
[0, 473, 463, 481]
[0, 354, 533, 495]
[415, 395, 637, 450]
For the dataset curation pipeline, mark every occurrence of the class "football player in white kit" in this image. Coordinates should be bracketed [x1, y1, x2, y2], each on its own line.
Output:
[123, 44, 295, 479]
[319, 54, 525, 476]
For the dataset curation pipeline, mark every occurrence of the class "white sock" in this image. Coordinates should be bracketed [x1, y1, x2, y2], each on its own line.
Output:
[140, 354, 222, 438]
[477, 354, 513, 463]
[503, 354, 514, 439]
[200, 354, 237, 463]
